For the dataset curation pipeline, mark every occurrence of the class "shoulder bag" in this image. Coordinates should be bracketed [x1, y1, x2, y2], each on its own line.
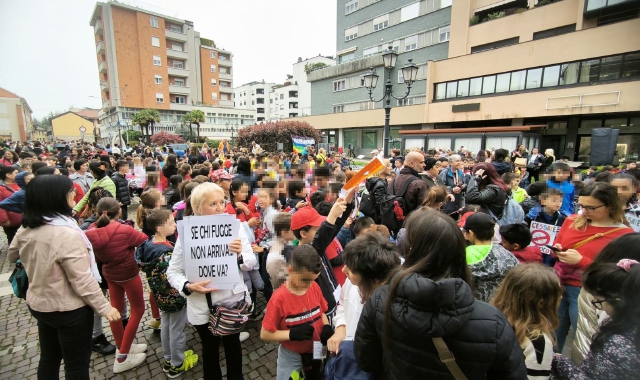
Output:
[9, 260, 29, 299]
[571, 227, 627, 250]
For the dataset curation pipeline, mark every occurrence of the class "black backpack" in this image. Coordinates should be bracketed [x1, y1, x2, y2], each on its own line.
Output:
[380, 177, 418, 237]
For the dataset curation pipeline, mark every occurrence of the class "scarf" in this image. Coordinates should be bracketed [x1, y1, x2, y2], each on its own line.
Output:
[45, 215, 101, 283]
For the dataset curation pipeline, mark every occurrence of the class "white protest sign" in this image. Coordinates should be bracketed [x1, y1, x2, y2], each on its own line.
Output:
[627, 213, 640, 232]
[530, 221, 561, 255]
[182, 214, 241, 290]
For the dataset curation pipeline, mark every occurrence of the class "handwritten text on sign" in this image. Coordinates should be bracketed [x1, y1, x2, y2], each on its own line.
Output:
[182, 214, 241, 290]
[530, 221, 561, 255]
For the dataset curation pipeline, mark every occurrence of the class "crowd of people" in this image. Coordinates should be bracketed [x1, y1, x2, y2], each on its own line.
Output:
[2, 138, 640, 379]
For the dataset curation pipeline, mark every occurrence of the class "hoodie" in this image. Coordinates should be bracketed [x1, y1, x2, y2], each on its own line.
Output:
[0, 172, 30, 214]
[466, 243, 519, 302]
[509, 246, 543, 264]
[492, 161, 512, 176]
[135, 239, 186, 313]
[546, 179, 575, 215]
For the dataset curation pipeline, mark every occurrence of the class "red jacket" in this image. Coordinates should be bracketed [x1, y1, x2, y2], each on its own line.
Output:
[84, 222, 148, 282]
[509, 246, 543, 264]
[0, 183, 21, 226]
[225, 201, 259, 223]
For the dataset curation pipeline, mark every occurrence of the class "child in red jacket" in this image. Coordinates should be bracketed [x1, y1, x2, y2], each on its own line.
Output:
[499, 224, 543, 263]
[85, 197, 148, 374]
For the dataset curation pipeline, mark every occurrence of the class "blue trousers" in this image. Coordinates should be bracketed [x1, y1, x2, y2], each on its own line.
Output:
[555, 284, 580, 352]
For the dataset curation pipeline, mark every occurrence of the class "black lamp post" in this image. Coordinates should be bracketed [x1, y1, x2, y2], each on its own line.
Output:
[226, 123, 238, 144]
[363, 46, 419, 157]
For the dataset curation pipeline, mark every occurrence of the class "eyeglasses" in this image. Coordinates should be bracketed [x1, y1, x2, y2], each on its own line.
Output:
[578, 204, 606, 213]
[590, 299, 609, 310]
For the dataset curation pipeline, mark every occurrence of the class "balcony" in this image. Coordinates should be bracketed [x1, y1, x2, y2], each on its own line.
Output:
[102, 99, 111, 109]
[100, 81, 108, 92]
[98, 60, 107, 73]
[165, 29, 187, 42]
[168, 66, 189, 77]
[289, 102, 298, 109]
[169, 103, 192, 111]
[219, 86, 233, 93]
[166, 48, 188, 60]
[96, 41, 105, 55]
[169, 85, 190, 95]
[220, 100, 234, 107]
[94, 20, 103, 35]
[219, 72, 232, 80]
[289, 90, 298, 98]
[584, 0, 640, 18]
[218, 57, 232, 67]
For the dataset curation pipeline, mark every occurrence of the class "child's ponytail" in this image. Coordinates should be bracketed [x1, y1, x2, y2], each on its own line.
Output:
[95, 198, 121, 228]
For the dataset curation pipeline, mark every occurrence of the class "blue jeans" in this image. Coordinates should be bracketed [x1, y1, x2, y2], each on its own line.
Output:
[556, 284, 581, 352]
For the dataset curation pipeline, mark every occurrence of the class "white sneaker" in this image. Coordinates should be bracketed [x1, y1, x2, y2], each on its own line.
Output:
[113, 352, 147, 373]
[116, 343, 147, 355]
[239, 332, 250, 342]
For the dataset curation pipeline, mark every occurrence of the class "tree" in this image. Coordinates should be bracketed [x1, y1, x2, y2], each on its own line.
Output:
[150, 131, 184, 145]
[184, 110, 205, 141]
[304, 62, 329, 74]
[235, 120, 320, 153]
[131, 109, 160, 143]
[123, 129, 142, 145]
[175, 124, 196, 142]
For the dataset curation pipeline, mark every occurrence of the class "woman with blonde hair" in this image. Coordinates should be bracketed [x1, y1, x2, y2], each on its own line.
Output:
[167, 183, 256, 379]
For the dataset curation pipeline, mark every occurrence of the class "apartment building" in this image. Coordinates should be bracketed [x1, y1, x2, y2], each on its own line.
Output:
[294, 0, 640, 163]
[0, 87, 33, 142]
[294, 0, 453, 155]
[234, 81, 276, 122]
[90, 1, 254, 145]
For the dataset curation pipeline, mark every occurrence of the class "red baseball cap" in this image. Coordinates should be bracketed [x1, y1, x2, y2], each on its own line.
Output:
[291, 206, 326, 230]
[458, 211, 474, 228]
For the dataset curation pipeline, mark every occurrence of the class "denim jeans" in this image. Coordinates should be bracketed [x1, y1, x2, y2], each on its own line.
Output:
[29, 305, 94, 380]
[556, 284, 581, 352]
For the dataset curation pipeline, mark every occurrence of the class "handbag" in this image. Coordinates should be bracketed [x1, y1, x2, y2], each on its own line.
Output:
[432, 337, 468, 380]
[205, 292, 252, 336]
[571, 227, 627, 250]
[514, 157, 527, 167]
[9, 260, 29, 299]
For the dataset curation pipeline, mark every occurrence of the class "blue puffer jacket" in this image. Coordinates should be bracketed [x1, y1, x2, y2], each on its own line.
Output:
[0, 172, 30, 214]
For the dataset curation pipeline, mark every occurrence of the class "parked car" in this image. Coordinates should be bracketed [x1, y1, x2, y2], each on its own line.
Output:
[167, 144, 189, 158]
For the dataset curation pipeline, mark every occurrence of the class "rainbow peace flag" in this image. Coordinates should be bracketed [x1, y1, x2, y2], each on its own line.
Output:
[292, 135, 315, 154]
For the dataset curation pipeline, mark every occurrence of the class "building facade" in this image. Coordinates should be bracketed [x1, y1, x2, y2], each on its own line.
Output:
[234, 81, 275, 122]
[298, 0, 453, 155]
[0, 87, 33, 142]
[51, 112, 97, 142]
[90, 1, 253, 146]
[293, 0, 640, 164]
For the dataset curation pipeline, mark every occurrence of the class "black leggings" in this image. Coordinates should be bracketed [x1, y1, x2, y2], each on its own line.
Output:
[194, 324, 244, 380]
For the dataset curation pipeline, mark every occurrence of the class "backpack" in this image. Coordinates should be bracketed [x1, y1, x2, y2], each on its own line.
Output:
[9, 260, 29, 299]
[489, 195, 525, 226]
[380, 177, 418, 237]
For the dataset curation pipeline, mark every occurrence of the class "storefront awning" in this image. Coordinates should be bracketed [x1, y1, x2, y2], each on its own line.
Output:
[399, 125, 546, 135]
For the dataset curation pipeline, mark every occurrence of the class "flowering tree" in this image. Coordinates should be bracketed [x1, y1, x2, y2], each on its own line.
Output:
[235, 121, 320, 153]
[150, 131, 184, 145]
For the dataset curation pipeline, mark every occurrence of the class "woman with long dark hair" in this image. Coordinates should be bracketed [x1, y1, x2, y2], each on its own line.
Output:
[354, 208, 526, 378]
[8, 175, 120, 378]
[553, 235, 640, 379]
[526, 148, 544, 183]
[465, 162, 509, 219]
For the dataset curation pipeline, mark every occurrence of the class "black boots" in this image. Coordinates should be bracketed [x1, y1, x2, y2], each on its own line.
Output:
[92, 334, 116, 355]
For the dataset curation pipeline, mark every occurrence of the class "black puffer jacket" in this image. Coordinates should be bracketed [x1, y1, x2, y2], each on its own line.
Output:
[465, 178, 507, 219]
[364, 177, 387, 222]
[111, 172, 131, 206]
[354, 275, 526, 379]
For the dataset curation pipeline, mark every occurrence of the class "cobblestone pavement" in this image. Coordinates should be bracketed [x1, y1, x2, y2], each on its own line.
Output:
[0, 229, 277, 380]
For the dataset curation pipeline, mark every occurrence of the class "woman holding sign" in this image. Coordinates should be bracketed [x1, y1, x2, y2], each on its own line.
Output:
[552, 183, 633, 352]
[167, 182, 256, 380]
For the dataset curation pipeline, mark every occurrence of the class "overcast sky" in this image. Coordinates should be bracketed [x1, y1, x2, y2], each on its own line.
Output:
[0, 0, 336, 118]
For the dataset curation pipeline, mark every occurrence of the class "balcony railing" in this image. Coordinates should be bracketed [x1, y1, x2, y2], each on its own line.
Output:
[98, 60, 107, 73]
[166, 48, 188, 59]
[96, 41, 105, 55]
[94, 20, 103, 35]
[169, 85, 190, 95]
[100, 81, 108, 92]
[102, 99, 111, 109]
[167, 66, 189, 77]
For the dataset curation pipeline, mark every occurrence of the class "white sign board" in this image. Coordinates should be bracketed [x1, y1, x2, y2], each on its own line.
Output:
[530, 221, 561, 255]
[182, 214, 241, 290]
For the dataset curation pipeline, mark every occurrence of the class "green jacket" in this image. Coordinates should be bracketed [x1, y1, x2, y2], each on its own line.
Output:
[512, 187, 528, 204]
[73, 176, 116, 213]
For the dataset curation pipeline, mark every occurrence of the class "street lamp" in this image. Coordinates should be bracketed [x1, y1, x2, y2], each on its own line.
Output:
[363, 46, 419, 157]
[226, 122, 238, 144]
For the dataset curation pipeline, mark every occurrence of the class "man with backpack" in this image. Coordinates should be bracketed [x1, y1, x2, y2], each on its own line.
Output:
[381, 152, 427, 236]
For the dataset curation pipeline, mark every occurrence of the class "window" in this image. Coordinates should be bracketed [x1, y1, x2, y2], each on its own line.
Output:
[280, 94, 284, 100]
[172, 42, 182, 51]
[154, 75, 162, 84]
[495, 73, 511, 93]
[153, 56, 161, 66]
[482, 75, 496, 94]
[151, 37, 160, 47]
[560, 63, 579, 85]
[445, 81, 458, 98]
[543, 65, 560, 87]
[173, 61, 183, 69]
[373, 15, 389, 31]
[362, 131, 378, 149]
[439, 26, 450, 43]
[405, 35, 418, 52]
[170, 25, 182, 33]
[339, 53, 355, 63]
[156, 93, 164, 103]
[345, 26, 358, 41]
[510, 70, 526, 91]
[208, 64, 215, 72]
[333, 79, 346, 92]
[345, 0, 359, 14]
[209, 51, 216, 59]
[526, 68, 542, 89]
[363, 46, 378, 57]
[211, 79, 217, 86]
[280, 105, 284, 110]
[212, 92, 218, 100]
[533, 24, 576, 40]
[579, 59, 600, 83]
[471, 37, 519, 54]
[220, 67, 229, 74]
[150, 17, 158, 28]
[173, 96, 186, 104]
[435, 83, 446, 100]
[174, 79, 184, 86]
[599, 56, 622, 81]
[622, 52, 640, 78]
[400, 2, 420, 22]
[469, 77, 482, 96]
